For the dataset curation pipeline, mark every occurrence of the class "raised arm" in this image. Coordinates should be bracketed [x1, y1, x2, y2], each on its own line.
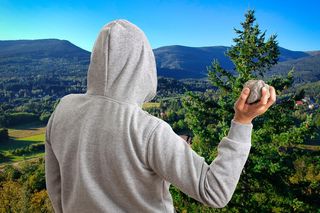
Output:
[147, 118, 252, 208]
[146, 85, 276, 208]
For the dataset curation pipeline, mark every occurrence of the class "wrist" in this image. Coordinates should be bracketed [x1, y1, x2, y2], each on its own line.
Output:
[228, 119, 253, 143]
[233, 114, 252, 124]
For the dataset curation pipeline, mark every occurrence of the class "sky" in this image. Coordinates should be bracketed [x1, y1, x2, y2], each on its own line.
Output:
[1, 0, 320, 52]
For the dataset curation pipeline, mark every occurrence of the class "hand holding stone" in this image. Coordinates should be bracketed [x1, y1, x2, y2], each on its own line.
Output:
[244, 80, 270, 104]
[233, 83, 276, 124]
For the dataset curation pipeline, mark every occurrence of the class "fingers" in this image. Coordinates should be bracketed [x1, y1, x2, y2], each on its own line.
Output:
[265, 86, 276, 108]
[235, 87, 250, 111]
[259, 87, 268, 105]
[253, 86, 276, 110]
[247, 86, 275, 114]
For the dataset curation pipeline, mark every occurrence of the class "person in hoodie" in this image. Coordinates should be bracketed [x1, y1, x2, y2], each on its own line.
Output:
[45, 19, 276, 213]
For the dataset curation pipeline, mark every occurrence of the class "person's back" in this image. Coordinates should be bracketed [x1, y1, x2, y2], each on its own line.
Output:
[45, 19, 276, 212]
[46, 92, 173, 212]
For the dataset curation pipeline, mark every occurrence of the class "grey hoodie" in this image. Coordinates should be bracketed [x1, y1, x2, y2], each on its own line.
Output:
[45, 19, 253, 213]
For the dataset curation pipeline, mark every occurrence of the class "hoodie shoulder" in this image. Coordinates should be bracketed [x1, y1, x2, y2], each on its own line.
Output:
[137, 108, 163, 129]
[133, 108, 165, 141]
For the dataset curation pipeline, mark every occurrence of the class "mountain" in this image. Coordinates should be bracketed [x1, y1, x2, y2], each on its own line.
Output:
[269, 54, 320, 83]
[0, 39, 90, 77]
[154, 45, 233, 79]
[153, 45, 315, 80]
[0, 39, 90, 59]
[306, 51, 320, 56]
[0, 39, 319, 83]
[278, 47, 310, 61]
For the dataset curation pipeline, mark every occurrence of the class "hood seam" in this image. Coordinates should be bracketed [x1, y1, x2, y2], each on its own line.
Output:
[84, 93, 140, 108]
[104, 23, 112, 97]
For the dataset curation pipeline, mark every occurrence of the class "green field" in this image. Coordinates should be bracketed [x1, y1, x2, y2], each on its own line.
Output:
[142, 102, 160, 109]
[8, 122, 46, 138]
[0, 122, 46, 166]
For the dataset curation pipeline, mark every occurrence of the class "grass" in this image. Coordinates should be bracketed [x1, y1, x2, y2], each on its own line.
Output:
[0, 134, 45, 151]
[8, 121, 46, 138]
[0, 122, 46, 165]
[296, 144, 320, 151]
[142, 102, 160, 109]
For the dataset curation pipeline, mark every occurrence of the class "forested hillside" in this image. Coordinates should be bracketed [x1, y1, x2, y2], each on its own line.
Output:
[1, 39, 319, 82]
[0, 10, 319, 213]
[269, 54, 320, 83]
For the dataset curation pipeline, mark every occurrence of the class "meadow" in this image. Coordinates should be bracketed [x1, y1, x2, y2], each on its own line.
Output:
[0, 122, 46, 167]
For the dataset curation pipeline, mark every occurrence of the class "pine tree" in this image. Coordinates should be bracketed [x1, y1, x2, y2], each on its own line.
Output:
[208, 10, 279, 95]
[172, 9, 320, 212]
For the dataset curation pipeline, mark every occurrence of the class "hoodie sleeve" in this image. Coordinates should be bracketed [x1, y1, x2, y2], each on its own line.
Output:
[45, 111, 63, 213]
[146, 119, 252, 208]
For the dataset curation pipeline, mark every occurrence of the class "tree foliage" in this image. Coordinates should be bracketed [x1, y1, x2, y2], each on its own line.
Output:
[0, 159, 54, 212]
[0, 128, 9, 143]
[175, 9, 320, 212]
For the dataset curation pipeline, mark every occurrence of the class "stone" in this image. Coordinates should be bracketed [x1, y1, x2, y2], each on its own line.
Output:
[244, 79, 270, 104]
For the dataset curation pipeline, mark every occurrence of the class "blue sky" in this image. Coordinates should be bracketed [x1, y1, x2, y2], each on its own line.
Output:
[1, 0, 319, 51]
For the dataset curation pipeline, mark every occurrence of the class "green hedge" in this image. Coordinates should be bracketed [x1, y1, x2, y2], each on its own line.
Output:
[10, 144, 45, 156]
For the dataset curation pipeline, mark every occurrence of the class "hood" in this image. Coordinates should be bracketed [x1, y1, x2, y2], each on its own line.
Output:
[86, 19, 158, 107]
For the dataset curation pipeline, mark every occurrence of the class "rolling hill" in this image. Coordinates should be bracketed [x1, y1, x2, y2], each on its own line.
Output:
[153, 45, 313, 79]
[0, 39, 90, 77]
[0, 39, 90, 59]
[269, 54, 320, 83]
[154, 45, 233, 79]
[0, 39, 319, 83]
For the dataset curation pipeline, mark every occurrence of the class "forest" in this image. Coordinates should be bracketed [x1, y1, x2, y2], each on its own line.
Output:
[0, 10, 320, 213]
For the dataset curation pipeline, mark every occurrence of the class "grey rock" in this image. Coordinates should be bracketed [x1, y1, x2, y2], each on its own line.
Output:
[244, 80, 270, 104]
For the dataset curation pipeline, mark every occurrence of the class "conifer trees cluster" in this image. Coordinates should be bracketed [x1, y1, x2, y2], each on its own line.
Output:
[171, 10, 320, 212]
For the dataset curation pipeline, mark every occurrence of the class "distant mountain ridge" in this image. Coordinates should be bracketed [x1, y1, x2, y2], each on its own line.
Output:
[270, 54, 320, 83]
[0, 39, 90, 77]
[0, 39, 319, 83]
[153, 45, 314, 79]
[154, 45, 232, 79]
[0, 39, 90, 59]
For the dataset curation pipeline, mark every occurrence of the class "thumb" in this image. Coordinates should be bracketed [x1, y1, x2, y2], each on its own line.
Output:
[236, 87, 250, 110]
